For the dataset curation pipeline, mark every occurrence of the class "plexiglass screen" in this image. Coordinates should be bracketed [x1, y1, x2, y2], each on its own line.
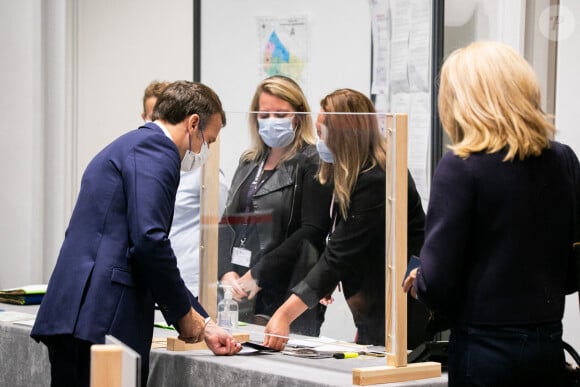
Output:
[196, 106, 430, 350]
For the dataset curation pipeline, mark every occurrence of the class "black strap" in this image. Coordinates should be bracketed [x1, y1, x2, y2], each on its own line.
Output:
[564, 341, 580, 367]
[572, 153, 580, 294]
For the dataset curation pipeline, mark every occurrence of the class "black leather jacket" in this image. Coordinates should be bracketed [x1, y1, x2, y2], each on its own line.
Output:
[291, 165, 428, 346]
[218, 144, 332, 332]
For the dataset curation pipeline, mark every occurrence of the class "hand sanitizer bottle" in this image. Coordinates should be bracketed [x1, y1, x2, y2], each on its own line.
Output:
[217, 285, 238, 332]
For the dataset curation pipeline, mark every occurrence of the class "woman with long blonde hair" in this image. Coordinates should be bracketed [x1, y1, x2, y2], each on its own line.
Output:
[218, 75, 332, 336]
[264, 88, 427, 348]
[404, 41, 580, 385]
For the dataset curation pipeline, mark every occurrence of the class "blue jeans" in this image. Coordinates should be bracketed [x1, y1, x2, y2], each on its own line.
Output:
[448, 322, 566, 386]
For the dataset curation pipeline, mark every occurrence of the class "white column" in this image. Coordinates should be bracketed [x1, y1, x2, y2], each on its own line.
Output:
[41, 0, 78, 277]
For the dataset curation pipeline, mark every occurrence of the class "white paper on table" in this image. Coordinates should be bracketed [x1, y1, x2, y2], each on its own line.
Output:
[0, 311, 37, 322]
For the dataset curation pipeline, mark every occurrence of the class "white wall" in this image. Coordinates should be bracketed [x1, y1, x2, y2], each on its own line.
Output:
[75, 0, 194, 189]
[42, 0, 73, 283]
[525, 0, 555, 113]
[0, 0, 44, 288]
[0, 0, 194, 286]
[555, 0, 580, 356]
[555, 1, 580, 150]
[444, 0, 525, 55]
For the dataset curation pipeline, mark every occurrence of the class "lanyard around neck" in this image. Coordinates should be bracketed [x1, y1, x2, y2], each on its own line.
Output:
[244, 158, 267, 212]
[238, 158, 268, 248]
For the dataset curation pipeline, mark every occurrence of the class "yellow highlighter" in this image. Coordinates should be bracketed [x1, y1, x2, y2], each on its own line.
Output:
[333, 352, 359, 359]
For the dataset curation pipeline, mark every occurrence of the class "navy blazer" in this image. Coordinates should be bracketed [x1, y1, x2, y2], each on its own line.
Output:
[32, 123, 205, 365]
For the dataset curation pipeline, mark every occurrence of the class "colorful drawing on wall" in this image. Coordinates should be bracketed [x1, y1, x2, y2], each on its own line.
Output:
[257, 15, 309, 87]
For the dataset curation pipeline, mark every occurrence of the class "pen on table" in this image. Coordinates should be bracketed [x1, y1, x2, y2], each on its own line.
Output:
[333, 352, 359, 359]
[360, 350, 386, 357]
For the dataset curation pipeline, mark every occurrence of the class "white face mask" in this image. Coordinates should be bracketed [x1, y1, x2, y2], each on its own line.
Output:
[316, 137, 335, 164]
[315, 123, 335, 163]
[181, 131, 210, 172]
[257, 116, 295, 148]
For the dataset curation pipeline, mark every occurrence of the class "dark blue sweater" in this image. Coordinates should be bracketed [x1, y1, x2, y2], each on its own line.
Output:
[416, 141, 580, 326]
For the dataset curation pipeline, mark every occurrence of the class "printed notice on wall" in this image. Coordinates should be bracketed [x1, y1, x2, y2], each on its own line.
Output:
[369, 0, 432, 208]
[257, 16, 309, 88]
[369, 0, 390, 96]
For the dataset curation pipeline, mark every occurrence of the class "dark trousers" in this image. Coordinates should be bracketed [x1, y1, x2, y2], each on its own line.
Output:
[44, 335, 92, 387]
[448, 322, 566, 387]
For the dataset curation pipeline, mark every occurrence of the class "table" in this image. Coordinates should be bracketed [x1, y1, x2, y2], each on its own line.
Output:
[0, 303, 448, 386]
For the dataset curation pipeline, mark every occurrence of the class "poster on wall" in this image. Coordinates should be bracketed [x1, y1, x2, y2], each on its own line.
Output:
[256, 15, 309, 90]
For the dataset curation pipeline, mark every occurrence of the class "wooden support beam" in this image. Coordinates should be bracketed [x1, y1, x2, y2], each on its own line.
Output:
[199, 136, 221, 320]
[352, 114, 441, 384]
[352, 362, 441, 385]
[382, 114, 409, 365]
[91, 345, 122, 387]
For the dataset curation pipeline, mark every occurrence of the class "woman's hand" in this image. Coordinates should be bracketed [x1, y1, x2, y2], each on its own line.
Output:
[220, 272, 247, 301]
[263, 312, 291, 351]
[319, 295, 334, 306]
[402, 268, 418, 299]
[263, 294, 308, 351]
[238, 270, 262, 300]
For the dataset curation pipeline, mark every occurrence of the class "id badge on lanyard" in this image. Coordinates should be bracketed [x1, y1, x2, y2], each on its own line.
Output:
[231, 246, 251, 267]
[231, 159, 266, 268]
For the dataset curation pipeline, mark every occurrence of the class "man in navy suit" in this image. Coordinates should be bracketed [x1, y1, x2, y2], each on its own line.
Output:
[31, 81, 241, 387]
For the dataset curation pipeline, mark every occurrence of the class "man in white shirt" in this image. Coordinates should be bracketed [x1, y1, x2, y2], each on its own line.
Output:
[142, 81, 229, 297]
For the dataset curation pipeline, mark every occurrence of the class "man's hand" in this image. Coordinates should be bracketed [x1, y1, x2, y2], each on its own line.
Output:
[177, 308, 207, 343]
[203, 320, 242, 355]
[238, 271, 261, 300]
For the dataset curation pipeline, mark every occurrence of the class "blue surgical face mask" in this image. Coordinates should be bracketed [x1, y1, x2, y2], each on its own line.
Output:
[257, 117, 295, 148]
[316, 138, 335, 164]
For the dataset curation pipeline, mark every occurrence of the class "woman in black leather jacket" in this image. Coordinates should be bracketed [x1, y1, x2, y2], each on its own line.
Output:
[218, 76, 333, 336]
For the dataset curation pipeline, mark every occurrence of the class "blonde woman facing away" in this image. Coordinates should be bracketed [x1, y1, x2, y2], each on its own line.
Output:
[403, 41, 580, 386]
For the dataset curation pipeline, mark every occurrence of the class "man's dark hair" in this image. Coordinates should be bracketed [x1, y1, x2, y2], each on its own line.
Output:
[151, 81, 226, 128]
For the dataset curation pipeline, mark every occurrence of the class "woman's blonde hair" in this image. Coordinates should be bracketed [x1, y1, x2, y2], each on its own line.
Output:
[438, 40, 555, 161]
[318, 89, 387, 219]
[242, 75, 315, 162]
